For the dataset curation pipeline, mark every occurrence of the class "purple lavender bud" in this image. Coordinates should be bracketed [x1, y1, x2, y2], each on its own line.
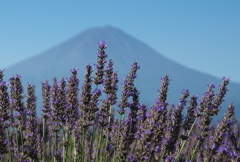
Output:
[65, 69, 80, 134]
[160, 90, 189, 159]
[118, 113, 139, 160]
[183, 94, 198, 133]
[9, 74, 26, 131]
[77, 64, 101, 133]
[0, 69, 4, 82]
[97, 41, 107, 49]
[70, 68, 79, 74]
[137, 104, 147, 129]
[102, 59, 114, 94]
[157, 74, 171, 105]
[0, 81, 10, 128]
[128, 154, 136, 162]
[80, 65, 92, 108]
[24, 84, 43, 160]
[198, 82, 215, 114]
[118, 61, 140, 115]
[210, 103, 235, 156]
[0, 126, 7, 154]
[90, 88, 101, 113]
[178, 89, 190, 109]
[102, 60, 119, 106]
[211, 77, 230, 116]
[49, 78, 65, 132]
[94, 41, 108, 85]
[134, 105, 166, 160]
[41, 81, 51, 120]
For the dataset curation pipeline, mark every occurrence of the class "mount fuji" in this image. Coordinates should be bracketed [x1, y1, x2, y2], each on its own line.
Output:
[3, 26, 240, 121]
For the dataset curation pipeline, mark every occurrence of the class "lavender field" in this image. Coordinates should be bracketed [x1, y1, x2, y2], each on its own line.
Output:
[0, 41, 239, 162]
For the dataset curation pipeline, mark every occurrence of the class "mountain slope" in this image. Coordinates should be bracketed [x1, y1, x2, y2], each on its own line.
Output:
[4, 26, 240, 120]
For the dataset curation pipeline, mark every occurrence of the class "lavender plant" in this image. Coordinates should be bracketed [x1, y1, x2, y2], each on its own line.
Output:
[0, 42, 239, 162]
[9, 74, 27, 161]
[25, 84, 42, 161]
[0, 80, 11, 161]
[94, 41, 108, 86]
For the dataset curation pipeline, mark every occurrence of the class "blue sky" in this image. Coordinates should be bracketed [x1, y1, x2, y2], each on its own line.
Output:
[0, 1, 239, 83]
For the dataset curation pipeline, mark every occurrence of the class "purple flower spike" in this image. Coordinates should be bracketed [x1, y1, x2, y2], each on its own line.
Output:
[9, 74, 27, 131]
[0, 81, 10, 128]
[65, 68, 80, 135]
[210, 104, 234, 156]
[41, 81, 51, 120]
[183, 94, 198, 132]
[118, 61, 140, 115]
[78, 64, 93, 132]
[0, 69, 4, 82]
[97, 41, 107, 49]
[94, 41, 108, 85]
[212, 77, 230, 116]
[70, 68, 79, 74]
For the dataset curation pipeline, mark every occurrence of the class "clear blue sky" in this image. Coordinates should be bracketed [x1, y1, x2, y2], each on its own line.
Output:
[0, 1, 239, 83]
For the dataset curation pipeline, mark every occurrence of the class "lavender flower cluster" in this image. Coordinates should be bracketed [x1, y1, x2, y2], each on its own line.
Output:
[0, 42, 239, 162]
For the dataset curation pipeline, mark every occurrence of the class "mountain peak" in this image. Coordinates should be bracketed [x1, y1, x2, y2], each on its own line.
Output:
[69, 25, 137, 48]
[3, 26, 240, 120]
[83, 25, 124, 34]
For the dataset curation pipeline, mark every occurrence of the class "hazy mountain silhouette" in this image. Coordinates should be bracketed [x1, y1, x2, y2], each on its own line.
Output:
[3, 26, 240, 121]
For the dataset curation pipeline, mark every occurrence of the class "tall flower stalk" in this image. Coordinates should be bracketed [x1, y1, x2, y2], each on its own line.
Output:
[94, 41, 108, 87]
[133, 74, 171, 161]
[191, 78, 230, 161]
[41, 81, 51, 162]
[118, 87, 139, 161]
[0, 80, 11, 161]
[49, 77, 66, 162]
[115, 61, 140, 161]
[160, 89, 189, 160]
[175, 94, 198, 161]
[209, 103, 234, 159]
[25, 84, 42, 161]
[63, 68, 79, 162]
[9, 74, 27, 160]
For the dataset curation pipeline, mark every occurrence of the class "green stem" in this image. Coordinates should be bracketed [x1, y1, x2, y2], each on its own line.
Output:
[89, 125, 95, 162]
[191, 116, 212, 162]
[54, 131, 57, 162]
[190, 139, 201, 162]
[42, 118, 45, 162]
[82, 129, 86, 162]
[175, 117, 198, 161]
[73, 135, 77, 162]
[96, 127, 103, 162]
[190, 128, 207, 162]
[109, 105, 113, 124]
[20, 127, 24, 153]
[147, 154, 152, 162]
[63, 127, 66, 162]
[122, 113, 125, 121]
[19, 121, 25, 160]
[15, 128, 19, 154]
[48, 137, 51, 161]
[6, 127, 12, 162]
[4, 153, 7, 162]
